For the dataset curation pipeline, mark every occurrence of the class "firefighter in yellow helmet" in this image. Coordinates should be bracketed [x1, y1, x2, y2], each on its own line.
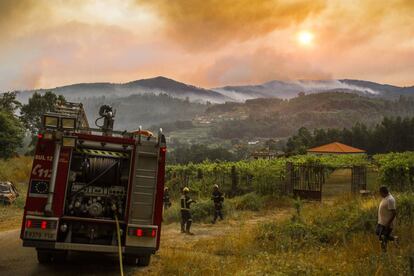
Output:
[180, 187, 196, 235]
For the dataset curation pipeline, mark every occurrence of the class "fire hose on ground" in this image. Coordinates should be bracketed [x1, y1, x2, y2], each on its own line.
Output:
[115, 214, 124, 276]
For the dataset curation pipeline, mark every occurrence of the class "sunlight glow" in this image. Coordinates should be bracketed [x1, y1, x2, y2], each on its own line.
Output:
[297, 31, 314, 46]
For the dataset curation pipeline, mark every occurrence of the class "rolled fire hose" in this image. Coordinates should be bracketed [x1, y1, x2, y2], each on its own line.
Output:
[115, 214, 124, 276]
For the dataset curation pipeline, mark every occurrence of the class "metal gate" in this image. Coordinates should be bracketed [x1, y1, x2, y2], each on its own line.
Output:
[351, 166, 367, 194]
[287, 162, 325, 201]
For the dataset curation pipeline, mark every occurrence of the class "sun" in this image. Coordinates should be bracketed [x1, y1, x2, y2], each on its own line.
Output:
[297, 31, 314, 46]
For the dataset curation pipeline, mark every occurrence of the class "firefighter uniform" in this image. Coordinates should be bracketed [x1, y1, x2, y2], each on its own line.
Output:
[163, 187, 171, 210]
[211, 185, 224, 224]
[181, 188, 196, 235]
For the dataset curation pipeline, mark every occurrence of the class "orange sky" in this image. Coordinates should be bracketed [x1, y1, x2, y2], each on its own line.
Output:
[0, 0, 413, 91]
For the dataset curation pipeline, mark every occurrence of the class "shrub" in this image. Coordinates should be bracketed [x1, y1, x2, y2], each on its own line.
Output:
[191, 199, 215, 222]
[396, 192, 414, 223]
[256, 193, 414, 253]
[230, 192, 263, 211]
[162, 203, 181, 224]
[163, 198, 221, 224]
[162, 193, 267, 224]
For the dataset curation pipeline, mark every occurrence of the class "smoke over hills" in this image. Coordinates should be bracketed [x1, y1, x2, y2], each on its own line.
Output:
[13, 76, 414, 105]
[214, 79, 414, 101]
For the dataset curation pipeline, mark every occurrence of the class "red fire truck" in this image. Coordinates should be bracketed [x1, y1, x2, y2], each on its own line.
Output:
[20, 102, 166, 267]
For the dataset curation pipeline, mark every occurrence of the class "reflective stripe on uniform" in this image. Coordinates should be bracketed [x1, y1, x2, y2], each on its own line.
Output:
[76, 148, 129, 158]
[181, 196, 187, 209]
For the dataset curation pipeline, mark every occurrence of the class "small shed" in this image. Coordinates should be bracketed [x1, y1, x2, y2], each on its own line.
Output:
[307, 142, 365, 154]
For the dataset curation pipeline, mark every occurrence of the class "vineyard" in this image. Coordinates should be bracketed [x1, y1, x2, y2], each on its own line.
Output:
[165, 152, 414, 198]
[374, 152, 414, 191]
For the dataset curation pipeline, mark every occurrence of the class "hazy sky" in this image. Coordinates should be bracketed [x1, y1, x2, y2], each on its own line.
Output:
[1, 0, 413, 91]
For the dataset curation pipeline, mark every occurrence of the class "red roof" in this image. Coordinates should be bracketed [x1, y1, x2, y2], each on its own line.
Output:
[307, 142, 365, 154]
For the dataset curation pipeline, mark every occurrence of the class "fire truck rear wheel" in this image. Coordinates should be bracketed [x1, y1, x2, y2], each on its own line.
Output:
[124, 255, 138, 265]
[36, 249, 53, 264]
[36, 249, 68, 264]
[137, 255, 151, 267]
[51, 250, 68, 263]
[124, 254, 151, 266]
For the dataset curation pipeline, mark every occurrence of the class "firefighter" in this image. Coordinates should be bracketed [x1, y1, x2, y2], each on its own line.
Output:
[211, 184, 224, 224]
[180, 187, 196, 235]
[163, 187, 171, 210]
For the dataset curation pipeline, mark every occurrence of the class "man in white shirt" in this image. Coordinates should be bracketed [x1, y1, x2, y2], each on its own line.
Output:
[376, 186, 397, 251]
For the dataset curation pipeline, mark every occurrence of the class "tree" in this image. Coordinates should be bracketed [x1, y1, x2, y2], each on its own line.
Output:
[0, 92, 21, 113]
[20, 91, 66, 145]
[286, 127, 313, 154]
[20, 91, 65, 134]
[286, 116, 414, 155]
[168, 143, 236, 164]
[0, 92, 24, 159]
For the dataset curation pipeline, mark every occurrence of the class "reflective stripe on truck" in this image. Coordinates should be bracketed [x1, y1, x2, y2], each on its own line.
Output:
[125, 224, 158, 248]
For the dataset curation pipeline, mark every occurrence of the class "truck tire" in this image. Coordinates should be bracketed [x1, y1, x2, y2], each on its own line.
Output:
[37, 249, 68, 264]
[137, 255, 151, 267]
[36, 249, 52, 264]
[51, 250, 68, 263]
[124, 255, 138, 265]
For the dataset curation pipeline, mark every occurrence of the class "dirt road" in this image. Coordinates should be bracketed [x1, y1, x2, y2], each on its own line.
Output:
[0, 228, 135, 276]
[0, 210, 291, 276]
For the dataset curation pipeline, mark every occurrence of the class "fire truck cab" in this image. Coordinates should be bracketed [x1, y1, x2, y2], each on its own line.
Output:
[20, 102, 166, 266]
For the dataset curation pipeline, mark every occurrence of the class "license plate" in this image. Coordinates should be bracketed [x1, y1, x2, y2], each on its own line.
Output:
[25, 230, 56, 240]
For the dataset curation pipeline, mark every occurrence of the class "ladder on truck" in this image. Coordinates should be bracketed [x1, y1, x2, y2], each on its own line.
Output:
[54, 102, 90, 130]
[129, 139, 160, 225]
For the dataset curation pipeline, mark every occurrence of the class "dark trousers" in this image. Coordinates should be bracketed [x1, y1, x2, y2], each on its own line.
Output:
[213, 207, 223, 223]
[181, 210, 192, 232]
[376, 224, 394, 241]
[376, 224, 394, 251]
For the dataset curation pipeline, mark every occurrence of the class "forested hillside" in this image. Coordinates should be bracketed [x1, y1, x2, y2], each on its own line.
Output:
[81, 93, 207, 130]
[16, 76, 229, 104]
[286, 117, 414, 154]
[207, 92, 414, 139]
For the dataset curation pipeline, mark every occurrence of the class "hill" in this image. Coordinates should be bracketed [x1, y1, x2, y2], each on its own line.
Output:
[205, 92, 414, 139]
[214, 79, 414, 101]
[13, 77, 414, 105]
[16, 76, 230, 104]
[81, 93, 207, 131]
[9, 77, 414, 138]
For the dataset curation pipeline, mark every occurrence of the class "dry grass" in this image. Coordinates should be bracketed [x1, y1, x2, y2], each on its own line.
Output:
[141, 195, 414, 276]
[0, 156, 32, 184]
[0, 156, 32, 231]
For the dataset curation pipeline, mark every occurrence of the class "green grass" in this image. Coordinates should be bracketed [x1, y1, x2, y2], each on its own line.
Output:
[323, 169, 352, 197]
[323, 168, 382, 198]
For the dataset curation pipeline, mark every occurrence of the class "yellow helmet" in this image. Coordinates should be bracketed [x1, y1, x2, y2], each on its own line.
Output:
[183, 187, 190, 193]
